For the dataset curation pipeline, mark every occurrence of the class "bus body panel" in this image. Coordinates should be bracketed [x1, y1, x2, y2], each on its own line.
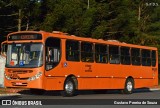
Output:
[43, 60, 158, 90]
[43, 77, 65, 90]
[77, 77, 126, 90]
[4, 31, 158, 92]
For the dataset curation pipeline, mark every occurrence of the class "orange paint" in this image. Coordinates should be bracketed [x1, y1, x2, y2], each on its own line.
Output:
[4, 31, 158, 92]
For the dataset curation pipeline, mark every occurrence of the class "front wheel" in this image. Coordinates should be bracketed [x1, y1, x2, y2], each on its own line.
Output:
[62, 78, 76, 97]
[122, 78, 134, 94]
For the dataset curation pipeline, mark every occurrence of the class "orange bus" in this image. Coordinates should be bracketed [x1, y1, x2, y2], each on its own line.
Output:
[1, 41, 7, 57]
[4, 31, 158, 96]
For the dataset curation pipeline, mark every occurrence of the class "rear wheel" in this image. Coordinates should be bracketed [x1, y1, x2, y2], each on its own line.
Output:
[62, 78, 76, 97]
[122, 78, 134, 94]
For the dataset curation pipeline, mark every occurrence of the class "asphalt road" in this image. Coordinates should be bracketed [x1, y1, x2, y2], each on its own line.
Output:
[1, 89, 160, 99]
[0, 89, 160, 108]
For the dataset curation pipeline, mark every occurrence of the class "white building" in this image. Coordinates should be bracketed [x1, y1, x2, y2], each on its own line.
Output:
[0, 55, 6, 87]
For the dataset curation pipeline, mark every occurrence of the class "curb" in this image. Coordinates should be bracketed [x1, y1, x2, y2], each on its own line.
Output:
[134, 87, 160, 92]
[149, 88, 160, 91]
[0, 87, 159, 97]
[0, 93, 21, 97]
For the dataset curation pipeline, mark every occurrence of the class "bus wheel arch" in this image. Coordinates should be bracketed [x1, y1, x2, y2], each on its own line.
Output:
[62, 75, 78, 96]
[122, 76, 134, 94]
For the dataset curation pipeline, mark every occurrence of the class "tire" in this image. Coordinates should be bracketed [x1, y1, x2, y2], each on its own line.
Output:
[62, 78, 76, 97]
[30, 89, 45, 95]
[122, 78, 134, 94]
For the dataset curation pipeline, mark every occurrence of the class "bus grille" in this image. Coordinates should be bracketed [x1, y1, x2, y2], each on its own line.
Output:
[11, 78, 29, 80]
[7, 70, 33, 80]
[8, 70, 33, 74]
[12, 82, 28, 86]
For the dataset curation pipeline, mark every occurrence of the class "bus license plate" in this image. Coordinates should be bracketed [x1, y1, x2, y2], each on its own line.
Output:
[15, 82, 22, 85]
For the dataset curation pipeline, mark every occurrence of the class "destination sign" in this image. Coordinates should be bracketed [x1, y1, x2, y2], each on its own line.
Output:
[8, 33, 42, 41]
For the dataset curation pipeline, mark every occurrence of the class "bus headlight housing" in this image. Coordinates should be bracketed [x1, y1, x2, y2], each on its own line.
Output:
[4, 73, 11, 80]
[28, 72, 42, 81]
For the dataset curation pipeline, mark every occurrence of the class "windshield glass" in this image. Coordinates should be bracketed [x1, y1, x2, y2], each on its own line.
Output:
[6, 43, 43, 68]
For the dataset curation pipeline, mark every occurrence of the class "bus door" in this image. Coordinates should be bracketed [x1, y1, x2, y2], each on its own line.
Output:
[45, 37, 61, 72]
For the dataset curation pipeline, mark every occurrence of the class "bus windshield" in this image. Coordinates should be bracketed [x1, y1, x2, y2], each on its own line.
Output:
[6, 43, 43, 68]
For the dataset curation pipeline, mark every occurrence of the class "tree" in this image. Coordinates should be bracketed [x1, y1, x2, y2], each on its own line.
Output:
[0, 0, 160, 47]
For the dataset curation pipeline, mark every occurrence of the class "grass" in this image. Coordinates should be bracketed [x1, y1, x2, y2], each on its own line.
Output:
[0, 88, 26, 94]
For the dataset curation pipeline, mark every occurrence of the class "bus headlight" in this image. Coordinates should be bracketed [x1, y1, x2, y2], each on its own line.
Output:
[28, 72, 42, 81]
[4, 73, 11, 80]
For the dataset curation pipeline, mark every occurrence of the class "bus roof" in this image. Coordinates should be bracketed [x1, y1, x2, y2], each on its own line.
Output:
[7, 31, 157, 50]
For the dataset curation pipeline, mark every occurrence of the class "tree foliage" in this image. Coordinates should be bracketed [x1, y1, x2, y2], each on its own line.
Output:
[0, 0, 160, 47]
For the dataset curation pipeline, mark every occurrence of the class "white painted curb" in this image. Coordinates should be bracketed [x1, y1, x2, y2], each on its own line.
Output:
[0, 93, 21, 97]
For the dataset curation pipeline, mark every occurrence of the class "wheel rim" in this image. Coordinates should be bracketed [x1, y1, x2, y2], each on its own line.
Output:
[127, 81, 133, 92]
[65, 81, 74, 94]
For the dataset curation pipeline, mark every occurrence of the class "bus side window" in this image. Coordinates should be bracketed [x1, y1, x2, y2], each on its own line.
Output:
[131, 48, 141, 65]
[66, 40, 80, 61]
[142, 49, 151, 66]
[152, 50, 156, 67]
[81, 42, 94, 62]
[95, 44, 108, 63]
[121, 47, 131, 65]
[109, 45, 120, 64]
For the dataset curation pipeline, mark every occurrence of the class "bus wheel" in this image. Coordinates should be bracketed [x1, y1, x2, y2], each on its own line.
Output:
[122, 78, 134, 94]
[62, 78, 76, 97]
[30, 89, 45, 95]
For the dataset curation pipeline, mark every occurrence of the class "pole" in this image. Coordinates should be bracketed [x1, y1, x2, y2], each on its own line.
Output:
[87, 0, 89, 9]
[18, 9, 21, 31]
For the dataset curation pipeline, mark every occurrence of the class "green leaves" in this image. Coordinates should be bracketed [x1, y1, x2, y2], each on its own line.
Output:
[0, 0, 160, 47]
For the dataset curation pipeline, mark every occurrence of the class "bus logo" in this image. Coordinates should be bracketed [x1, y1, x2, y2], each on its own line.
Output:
[20, 61, 24, 66]
[63, 62, 68, 67]
[85, 65, 92, 72]
[2, 100, 11, 105]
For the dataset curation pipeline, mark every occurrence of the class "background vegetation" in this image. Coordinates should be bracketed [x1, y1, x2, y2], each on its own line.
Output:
[0, 0, 160, 80]
[0, 0, 160, 44]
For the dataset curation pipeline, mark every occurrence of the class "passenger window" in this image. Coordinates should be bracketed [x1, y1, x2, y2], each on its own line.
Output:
[95, 44, 108, 63]
[109, 45, 120, 64]
[81, 42, 94, 62]
[131, 48, 141, 65]
[152, 50, 156, 67]
[121, 47, 131, 65]
[142, 49, 151, 66]
[66, 40, 80, 61]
